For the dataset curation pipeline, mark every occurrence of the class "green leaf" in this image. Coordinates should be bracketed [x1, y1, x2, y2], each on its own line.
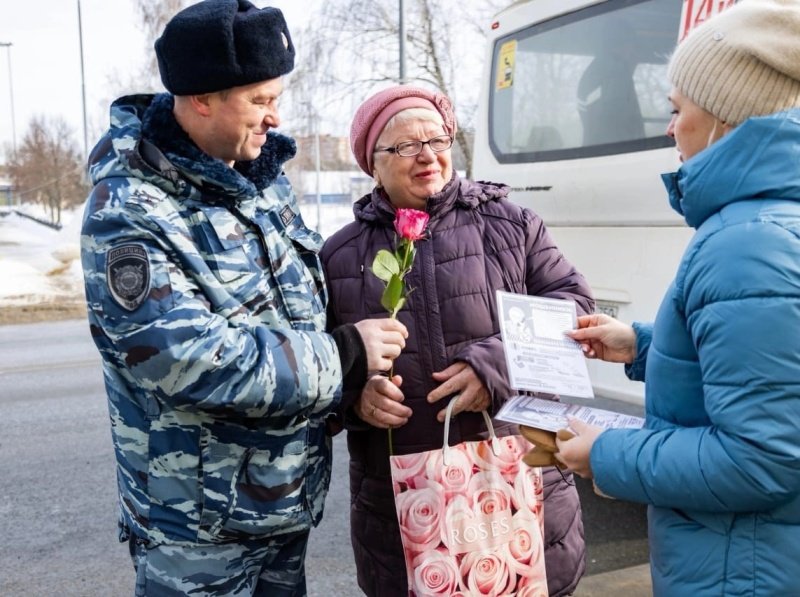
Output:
[390, 297, 406, 318]
[381, 274, 404, 313]
[372, 249, 400, 283]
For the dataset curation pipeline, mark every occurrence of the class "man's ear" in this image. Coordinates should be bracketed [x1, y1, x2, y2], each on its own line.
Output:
[188, 93, 214, 117]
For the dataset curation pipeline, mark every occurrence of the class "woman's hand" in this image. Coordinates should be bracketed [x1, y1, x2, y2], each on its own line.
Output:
[554, 418, 603, 478]
[427, 362, 491, 423]
[567, 314, 637, 364]
[354, 374, 412, 429]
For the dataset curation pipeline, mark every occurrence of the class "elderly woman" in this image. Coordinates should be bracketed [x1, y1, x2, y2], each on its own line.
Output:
[556, 2, 800, 595]
[320, 85, 595, 597]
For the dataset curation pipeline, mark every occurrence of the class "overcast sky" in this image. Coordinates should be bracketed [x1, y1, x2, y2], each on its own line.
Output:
[0, 0, 310, 161]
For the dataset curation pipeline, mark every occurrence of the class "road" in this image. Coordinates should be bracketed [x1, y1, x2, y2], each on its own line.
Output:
[0, 319, 648, 596]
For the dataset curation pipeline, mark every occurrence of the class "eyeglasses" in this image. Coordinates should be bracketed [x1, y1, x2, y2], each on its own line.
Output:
[374, 134, 453, 157]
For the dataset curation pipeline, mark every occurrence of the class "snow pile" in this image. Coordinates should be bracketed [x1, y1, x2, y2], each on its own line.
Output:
[0, 201, 356, 308]
[0, 207, 84, 306]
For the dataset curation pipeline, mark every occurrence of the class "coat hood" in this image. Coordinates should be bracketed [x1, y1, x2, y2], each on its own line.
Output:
[87, 93, 296, 202]
[662, 108, 800, 229]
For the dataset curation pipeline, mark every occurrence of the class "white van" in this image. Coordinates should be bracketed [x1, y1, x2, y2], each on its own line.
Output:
[474, 0, 738, 403]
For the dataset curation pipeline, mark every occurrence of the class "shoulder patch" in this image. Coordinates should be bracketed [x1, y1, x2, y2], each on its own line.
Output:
[107, 244, 151, 311]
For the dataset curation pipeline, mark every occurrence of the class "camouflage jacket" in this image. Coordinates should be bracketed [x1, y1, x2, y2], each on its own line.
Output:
[81, 94, 342, 545]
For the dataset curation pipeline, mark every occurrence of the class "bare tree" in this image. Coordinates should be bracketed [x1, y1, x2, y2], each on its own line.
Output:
[133, 0, 187, 90]
[6, 116, 88, 226]
[101, 0, 187, 103]
[283, 0, 508, 178]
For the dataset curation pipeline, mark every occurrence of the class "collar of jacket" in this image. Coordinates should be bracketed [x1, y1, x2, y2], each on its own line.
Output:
[661, 108, 800, 229]
[140, 93, 297, 200]
[353, 171, 510, 225]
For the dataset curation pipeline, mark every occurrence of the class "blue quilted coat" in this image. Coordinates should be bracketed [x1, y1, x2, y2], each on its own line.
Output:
[591, 109, 800, 596]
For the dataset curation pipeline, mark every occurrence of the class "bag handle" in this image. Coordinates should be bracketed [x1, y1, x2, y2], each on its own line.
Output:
[442, 395, 501, 465]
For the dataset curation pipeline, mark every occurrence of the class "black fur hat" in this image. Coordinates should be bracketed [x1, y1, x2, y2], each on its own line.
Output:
[155, 0, 295, 95]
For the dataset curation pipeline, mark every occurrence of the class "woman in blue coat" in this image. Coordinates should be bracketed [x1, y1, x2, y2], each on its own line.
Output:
[556, 1, 800, 595]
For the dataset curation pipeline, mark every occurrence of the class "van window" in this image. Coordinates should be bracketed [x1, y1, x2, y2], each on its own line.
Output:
[490, 0, 681, 163]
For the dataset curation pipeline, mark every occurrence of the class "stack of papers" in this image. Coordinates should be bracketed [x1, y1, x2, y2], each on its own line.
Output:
[495, 291, 644, 431]
[497, 396, 644, 432]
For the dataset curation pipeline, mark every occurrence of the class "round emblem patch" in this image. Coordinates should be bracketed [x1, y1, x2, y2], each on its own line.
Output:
[106, 244, 151, 311]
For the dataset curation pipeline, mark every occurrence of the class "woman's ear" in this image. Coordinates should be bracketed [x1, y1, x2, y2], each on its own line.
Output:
[706, 117, 731, 148]
[721, 121, 735, 136]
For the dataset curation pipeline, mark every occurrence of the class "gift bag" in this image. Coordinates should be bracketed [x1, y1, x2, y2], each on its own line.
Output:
[389, 398, 549, 597]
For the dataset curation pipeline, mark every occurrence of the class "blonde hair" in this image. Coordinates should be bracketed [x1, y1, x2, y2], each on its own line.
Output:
[376, 108, 445, 147]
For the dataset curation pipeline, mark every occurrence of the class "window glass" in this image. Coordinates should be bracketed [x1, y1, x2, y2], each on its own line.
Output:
[490, 0, 680, 162]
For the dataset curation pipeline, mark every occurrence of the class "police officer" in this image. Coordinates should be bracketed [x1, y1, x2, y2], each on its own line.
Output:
[80, 1, 407, 595]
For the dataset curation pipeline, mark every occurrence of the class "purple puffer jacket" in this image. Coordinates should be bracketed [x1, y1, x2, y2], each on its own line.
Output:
[321, 174, 594, 597]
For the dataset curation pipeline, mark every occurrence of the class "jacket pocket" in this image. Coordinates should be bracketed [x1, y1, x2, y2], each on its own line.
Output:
[198, 423, 311, 542]
[261, 222, 327, 327]
[193, 207, 259, 284]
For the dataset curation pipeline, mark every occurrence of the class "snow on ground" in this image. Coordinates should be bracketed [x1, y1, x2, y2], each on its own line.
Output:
[0, 200, 356, 308]
[0, 207, 83, 305]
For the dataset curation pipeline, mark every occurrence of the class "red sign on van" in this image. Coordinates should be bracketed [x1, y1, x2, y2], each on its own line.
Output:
[679, 0, 738, 42]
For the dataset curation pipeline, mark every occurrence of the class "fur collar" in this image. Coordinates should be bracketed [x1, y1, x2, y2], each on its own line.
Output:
[141, 93, 296, 194]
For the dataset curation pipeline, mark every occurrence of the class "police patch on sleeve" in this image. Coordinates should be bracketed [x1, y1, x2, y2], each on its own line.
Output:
[106, 244, 151, 311]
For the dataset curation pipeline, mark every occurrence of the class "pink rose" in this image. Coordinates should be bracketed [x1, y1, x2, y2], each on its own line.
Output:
[511, 465, 543, 515]
[395, 478, 446, 553]
[468, 471, 514, 515]
[502, 509, 546, 579]
[394, 208, 429, 241]
[469, 436, 528, 483]
[410, 548, 460, 596]
[459, 550, 515, 596]
[515, 571, 549, 597]
[425, 445, 473, 501]
[441, 495, 471, 552]
[515, 584, 549, 597]
[390, 452, 430, 490]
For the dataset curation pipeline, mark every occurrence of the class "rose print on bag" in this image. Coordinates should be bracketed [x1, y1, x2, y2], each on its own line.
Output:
[470, 471, 514, 515]
[459, 550, 515, 596]
[410, 548, 461, 596]
[391, 451, 431, 491]
[504, 509, 546, 578]
[390, 406, 548, 597]
[425, 445, 474, 500]
[516, 572, 550, 597]
[441, 495, 514, 556]
[395, 477, 446, 553]
[512, 465, 544, 516]
[469, 434, 528, 484]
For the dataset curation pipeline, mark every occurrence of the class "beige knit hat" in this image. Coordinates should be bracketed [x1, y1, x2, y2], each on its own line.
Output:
[668, 0, 800, 126]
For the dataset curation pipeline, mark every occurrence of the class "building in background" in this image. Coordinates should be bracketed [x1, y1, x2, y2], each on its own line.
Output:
[0, 176, 14, 209]
[293, 134, 354, 171]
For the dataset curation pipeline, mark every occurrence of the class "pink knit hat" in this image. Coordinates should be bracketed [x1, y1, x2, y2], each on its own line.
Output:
[350, 85, 457, 175]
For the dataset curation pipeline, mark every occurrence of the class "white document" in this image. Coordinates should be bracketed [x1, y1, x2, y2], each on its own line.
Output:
[496, 291, 594, 399]
[497, 396, 645, 432]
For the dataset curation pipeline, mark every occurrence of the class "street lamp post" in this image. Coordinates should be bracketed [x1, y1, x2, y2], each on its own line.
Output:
[0, 42, 17, 157]
[398, 0, 407, 84]
[77, 0, 89, 160]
